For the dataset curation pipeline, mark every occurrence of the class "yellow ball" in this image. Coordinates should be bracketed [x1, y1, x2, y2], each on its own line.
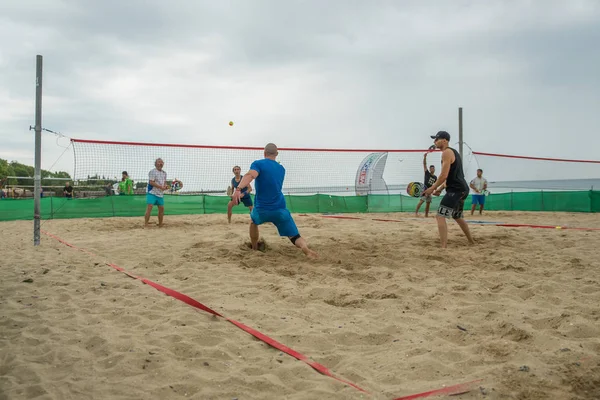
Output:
[229, 121, 234, 126]
[556, 226, 562, 229]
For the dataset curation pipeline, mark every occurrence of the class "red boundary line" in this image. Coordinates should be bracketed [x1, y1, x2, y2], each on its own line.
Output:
[472, 151, 600, 164]
[70, 138, 600, 162]
[70, 138, 437, 153]
[41, 229, 481, 399]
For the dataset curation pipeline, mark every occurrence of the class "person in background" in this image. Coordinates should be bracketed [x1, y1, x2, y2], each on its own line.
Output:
[119, 171, 134, 195]
[227, 165, 253, 223]
[144, 158, 168, 227]
[63, 181, 74, 199]
[470, 169, 488, 216]
[415, 152, 437, 217]
[104, 181, 114, 196]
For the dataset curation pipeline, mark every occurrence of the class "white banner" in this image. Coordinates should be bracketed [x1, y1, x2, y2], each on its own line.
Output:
[355, 152, 389, 195]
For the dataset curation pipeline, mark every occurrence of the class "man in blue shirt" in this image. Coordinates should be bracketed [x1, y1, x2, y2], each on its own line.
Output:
[231, 143, 318, 258]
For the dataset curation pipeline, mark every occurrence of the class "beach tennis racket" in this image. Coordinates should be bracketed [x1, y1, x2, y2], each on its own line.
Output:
[170, 179, 183, 192]
[406, 182, 424, 197]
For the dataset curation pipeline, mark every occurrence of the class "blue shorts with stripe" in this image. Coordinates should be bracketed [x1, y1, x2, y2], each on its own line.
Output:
[146, 193, 165, 206]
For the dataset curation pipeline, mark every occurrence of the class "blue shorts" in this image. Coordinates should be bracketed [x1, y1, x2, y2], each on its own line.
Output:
[471, 194, 485, 205]
[250, 208, 299, 237]
[240, 195, 253, 208]
[146, 193, 165, 206]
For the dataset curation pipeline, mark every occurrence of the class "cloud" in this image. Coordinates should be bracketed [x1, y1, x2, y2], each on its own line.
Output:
[0, 0, 599, 182]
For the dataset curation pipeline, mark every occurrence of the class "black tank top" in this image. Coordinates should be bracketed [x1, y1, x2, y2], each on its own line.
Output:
[445, 148, 469, 193]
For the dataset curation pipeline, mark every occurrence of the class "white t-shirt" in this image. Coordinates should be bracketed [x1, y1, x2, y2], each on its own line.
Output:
[149, 168, 167, 197]
[470, 176, 488, 194]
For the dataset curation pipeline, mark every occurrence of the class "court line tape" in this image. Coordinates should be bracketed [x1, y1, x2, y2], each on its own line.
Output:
[307, 215, 600, 231]
[493, 223, 600, 231]
[41, 229, 481, 400]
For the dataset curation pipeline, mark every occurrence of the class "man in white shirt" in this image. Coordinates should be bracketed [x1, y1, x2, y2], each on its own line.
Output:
[469, 169, 488, 216]
[144, 158, 169, 227]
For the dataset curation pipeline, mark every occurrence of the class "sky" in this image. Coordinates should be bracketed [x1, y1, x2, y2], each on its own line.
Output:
[1, 0, 599, 181]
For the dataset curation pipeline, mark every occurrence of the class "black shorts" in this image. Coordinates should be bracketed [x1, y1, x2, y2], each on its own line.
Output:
[437, 191, 469, 219]
[240, 195, 253, 208]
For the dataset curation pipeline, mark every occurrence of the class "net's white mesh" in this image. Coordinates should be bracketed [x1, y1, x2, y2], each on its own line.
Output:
[471, 152, 600, 191]
[71, 139, 444, 195]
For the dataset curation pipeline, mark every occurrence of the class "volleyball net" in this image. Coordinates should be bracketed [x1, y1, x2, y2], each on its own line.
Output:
[68, 139, 600, 195]
[470, 151, 600, 191]
[70, 138, 446, 196]
[2, 138, 599, 221]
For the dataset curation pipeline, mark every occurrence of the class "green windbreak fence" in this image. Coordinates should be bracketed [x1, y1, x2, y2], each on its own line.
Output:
[0, 191, 599, 222]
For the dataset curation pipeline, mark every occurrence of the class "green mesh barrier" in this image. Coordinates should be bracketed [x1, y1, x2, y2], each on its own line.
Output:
[539, 191, 592, 213]
[593, 191, 600, 213]
[283, 195, 320, 214]
[481, 192, 513, 211]
[0, 191, 597, 221]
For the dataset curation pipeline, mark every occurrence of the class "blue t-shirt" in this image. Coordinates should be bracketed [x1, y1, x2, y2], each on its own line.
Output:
[250, 158, 286, 210]
[231, 177, 249, 198]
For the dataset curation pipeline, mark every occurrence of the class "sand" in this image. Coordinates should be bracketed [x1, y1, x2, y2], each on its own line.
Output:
[1, 211, 599, 400]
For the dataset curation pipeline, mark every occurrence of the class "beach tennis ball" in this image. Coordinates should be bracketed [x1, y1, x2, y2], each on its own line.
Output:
[556, 226, 562, 229]
[229, 121, 234, 126]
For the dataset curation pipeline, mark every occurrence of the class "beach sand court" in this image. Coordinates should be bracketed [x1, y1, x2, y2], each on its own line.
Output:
[1, 211, 599, 399]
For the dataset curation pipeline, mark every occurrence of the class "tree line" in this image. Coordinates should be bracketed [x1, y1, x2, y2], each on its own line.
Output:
[0, 158, 71, 187]
[1, 159, 149, 194]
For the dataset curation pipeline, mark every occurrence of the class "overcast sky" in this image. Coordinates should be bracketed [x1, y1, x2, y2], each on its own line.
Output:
[1, 0, 599, 177]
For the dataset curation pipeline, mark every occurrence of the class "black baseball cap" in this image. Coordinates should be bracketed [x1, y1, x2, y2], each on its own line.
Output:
[430, 131, 450, 141]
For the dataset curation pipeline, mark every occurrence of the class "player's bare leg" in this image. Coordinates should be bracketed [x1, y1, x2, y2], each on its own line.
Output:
[158, 206, 165, 227]
[144, 205, 153, 227]
[249, 223, 260, 250]
[425, 202, 431, 217]
[436, 215, 449, 248]
[292, 237, 318, 259]
[227, 200, 234, 223]
[415, 199, 424, 216]
[455, 218, 475, 245]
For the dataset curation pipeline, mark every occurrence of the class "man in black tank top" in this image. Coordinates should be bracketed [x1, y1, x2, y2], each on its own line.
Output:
[422, 131, 475, 248]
